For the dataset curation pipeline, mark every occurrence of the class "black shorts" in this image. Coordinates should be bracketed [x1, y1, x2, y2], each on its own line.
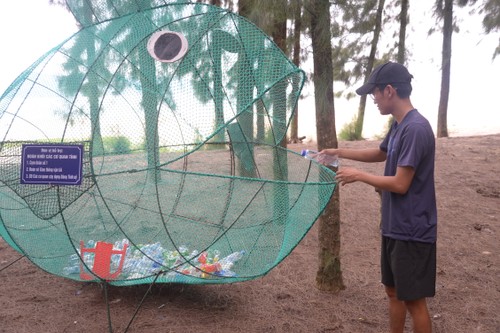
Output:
[381, 236, 436, 301]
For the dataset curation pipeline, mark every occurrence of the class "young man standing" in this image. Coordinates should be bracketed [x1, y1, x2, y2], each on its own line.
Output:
[318, 62, 437, 333]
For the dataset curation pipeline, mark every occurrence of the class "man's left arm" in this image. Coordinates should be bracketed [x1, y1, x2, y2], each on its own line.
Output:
[335, 166, 415, 195]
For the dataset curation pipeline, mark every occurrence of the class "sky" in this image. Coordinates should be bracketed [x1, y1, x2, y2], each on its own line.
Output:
[0, 0, 498, 140]
[0, 1, 77, 92]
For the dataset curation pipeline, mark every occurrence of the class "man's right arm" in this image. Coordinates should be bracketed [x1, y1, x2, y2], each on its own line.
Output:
[319, 148, 386, 163]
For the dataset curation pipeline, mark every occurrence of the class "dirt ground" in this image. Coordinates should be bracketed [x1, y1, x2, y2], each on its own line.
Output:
[1, 134, 499, 333]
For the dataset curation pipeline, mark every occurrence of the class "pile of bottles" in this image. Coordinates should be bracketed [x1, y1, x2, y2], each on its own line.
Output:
[63, 239, 245, 280]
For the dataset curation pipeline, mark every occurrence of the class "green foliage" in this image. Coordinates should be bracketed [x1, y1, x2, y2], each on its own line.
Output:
[481, 0, 500, 58]
[373, 117, 394, 140]
[482, 0, 500, 33]
[103, 136, 132, 155]
[339, 115, 392, 141]
[338, 116, 363, 141]
[329, 0, 397, 99]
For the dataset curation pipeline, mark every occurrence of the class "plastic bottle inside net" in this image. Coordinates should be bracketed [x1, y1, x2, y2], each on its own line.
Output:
[301, 149, 339, 167]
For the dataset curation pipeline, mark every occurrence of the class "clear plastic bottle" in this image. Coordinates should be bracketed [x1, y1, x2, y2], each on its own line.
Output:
[301, 149, 339, 167]
[219, 250, 245, 271]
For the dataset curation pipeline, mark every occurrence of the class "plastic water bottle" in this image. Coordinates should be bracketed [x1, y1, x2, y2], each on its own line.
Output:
[301, 149, 339, 167]
[219, 250, 245, 271]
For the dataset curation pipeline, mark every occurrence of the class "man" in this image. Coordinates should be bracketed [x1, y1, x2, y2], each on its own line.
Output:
[318, 62, 437, 333]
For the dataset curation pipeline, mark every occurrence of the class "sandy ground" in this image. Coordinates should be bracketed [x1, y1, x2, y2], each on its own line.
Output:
[1, 134, 499, 333]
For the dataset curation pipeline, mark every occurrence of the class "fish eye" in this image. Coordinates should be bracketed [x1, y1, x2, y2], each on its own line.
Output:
[147, 30, 188, 63]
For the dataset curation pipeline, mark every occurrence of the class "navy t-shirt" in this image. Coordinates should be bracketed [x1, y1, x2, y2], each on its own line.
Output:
[379, 109, 437, 243]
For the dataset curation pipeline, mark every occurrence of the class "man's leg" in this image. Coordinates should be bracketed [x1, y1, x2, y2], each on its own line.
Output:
[385, 286, 407, 333]
[405, 298, 432, 333]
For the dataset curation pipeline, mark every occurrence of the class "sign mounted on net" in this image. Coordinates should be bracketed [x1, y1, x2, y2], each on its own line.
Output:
[20, 144, 83, 185]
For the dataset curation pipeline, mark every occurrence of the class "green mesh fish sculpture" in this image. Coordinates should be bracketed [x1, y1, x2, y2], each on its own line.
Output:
[0, 0, 336, 285]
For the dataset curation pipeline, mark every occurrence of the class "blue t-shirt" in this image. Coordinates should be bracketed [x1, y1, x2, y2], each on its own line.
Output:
[379, 109, 437, 243]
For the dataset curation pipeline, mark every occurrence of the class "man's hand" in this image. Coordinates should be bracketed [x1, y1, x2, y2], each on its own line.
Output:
[317, 150, 339, 166]
[335, 167, 360, 186]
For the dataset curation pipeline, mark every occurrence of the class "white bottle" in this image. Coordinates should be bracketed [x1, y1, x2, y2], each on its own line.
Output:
[301, 149, 339, 167]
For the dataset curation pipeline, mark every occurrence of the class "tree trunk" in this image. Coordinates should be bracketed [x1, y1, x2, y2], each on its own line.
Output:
[290, 0, 302, 143]
[138, 9, 160, 182]
[82, 5, 104, 157]
[309, 0, 344, 292]
[437, 0, 452, 138]
[397, 0, 409, 64]
[355, 0, 385, 139]
[270, 0, 290, 224]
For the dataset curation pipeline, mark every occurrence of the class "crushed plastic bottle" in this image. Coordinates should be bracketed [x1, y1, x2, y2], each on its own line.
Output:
[301, 149, 339, 167]
[218, 250, 245, 271]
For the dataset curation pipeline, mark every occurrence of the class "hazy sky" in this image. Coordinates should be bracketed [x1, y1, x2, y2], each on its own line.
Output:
[0, 1, 498, 139]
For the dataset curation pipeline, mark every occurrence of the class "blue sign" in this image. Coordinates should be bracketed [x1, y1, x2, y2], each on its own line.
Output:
[21, 144, 84, 185]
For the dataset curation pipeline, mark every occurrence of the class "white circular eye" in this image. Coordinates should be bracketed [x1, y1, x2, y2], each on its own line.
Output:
[147, 30, 188, 63]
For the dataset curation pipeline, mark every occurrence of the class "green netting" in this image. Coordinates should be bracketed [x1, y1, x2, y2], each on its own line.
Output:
[0, 1, 336, 285]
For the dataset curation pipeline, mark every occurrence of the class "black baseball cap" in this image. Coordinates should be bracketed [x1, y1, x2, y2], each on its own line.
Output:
[356, 61, 413, 95]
